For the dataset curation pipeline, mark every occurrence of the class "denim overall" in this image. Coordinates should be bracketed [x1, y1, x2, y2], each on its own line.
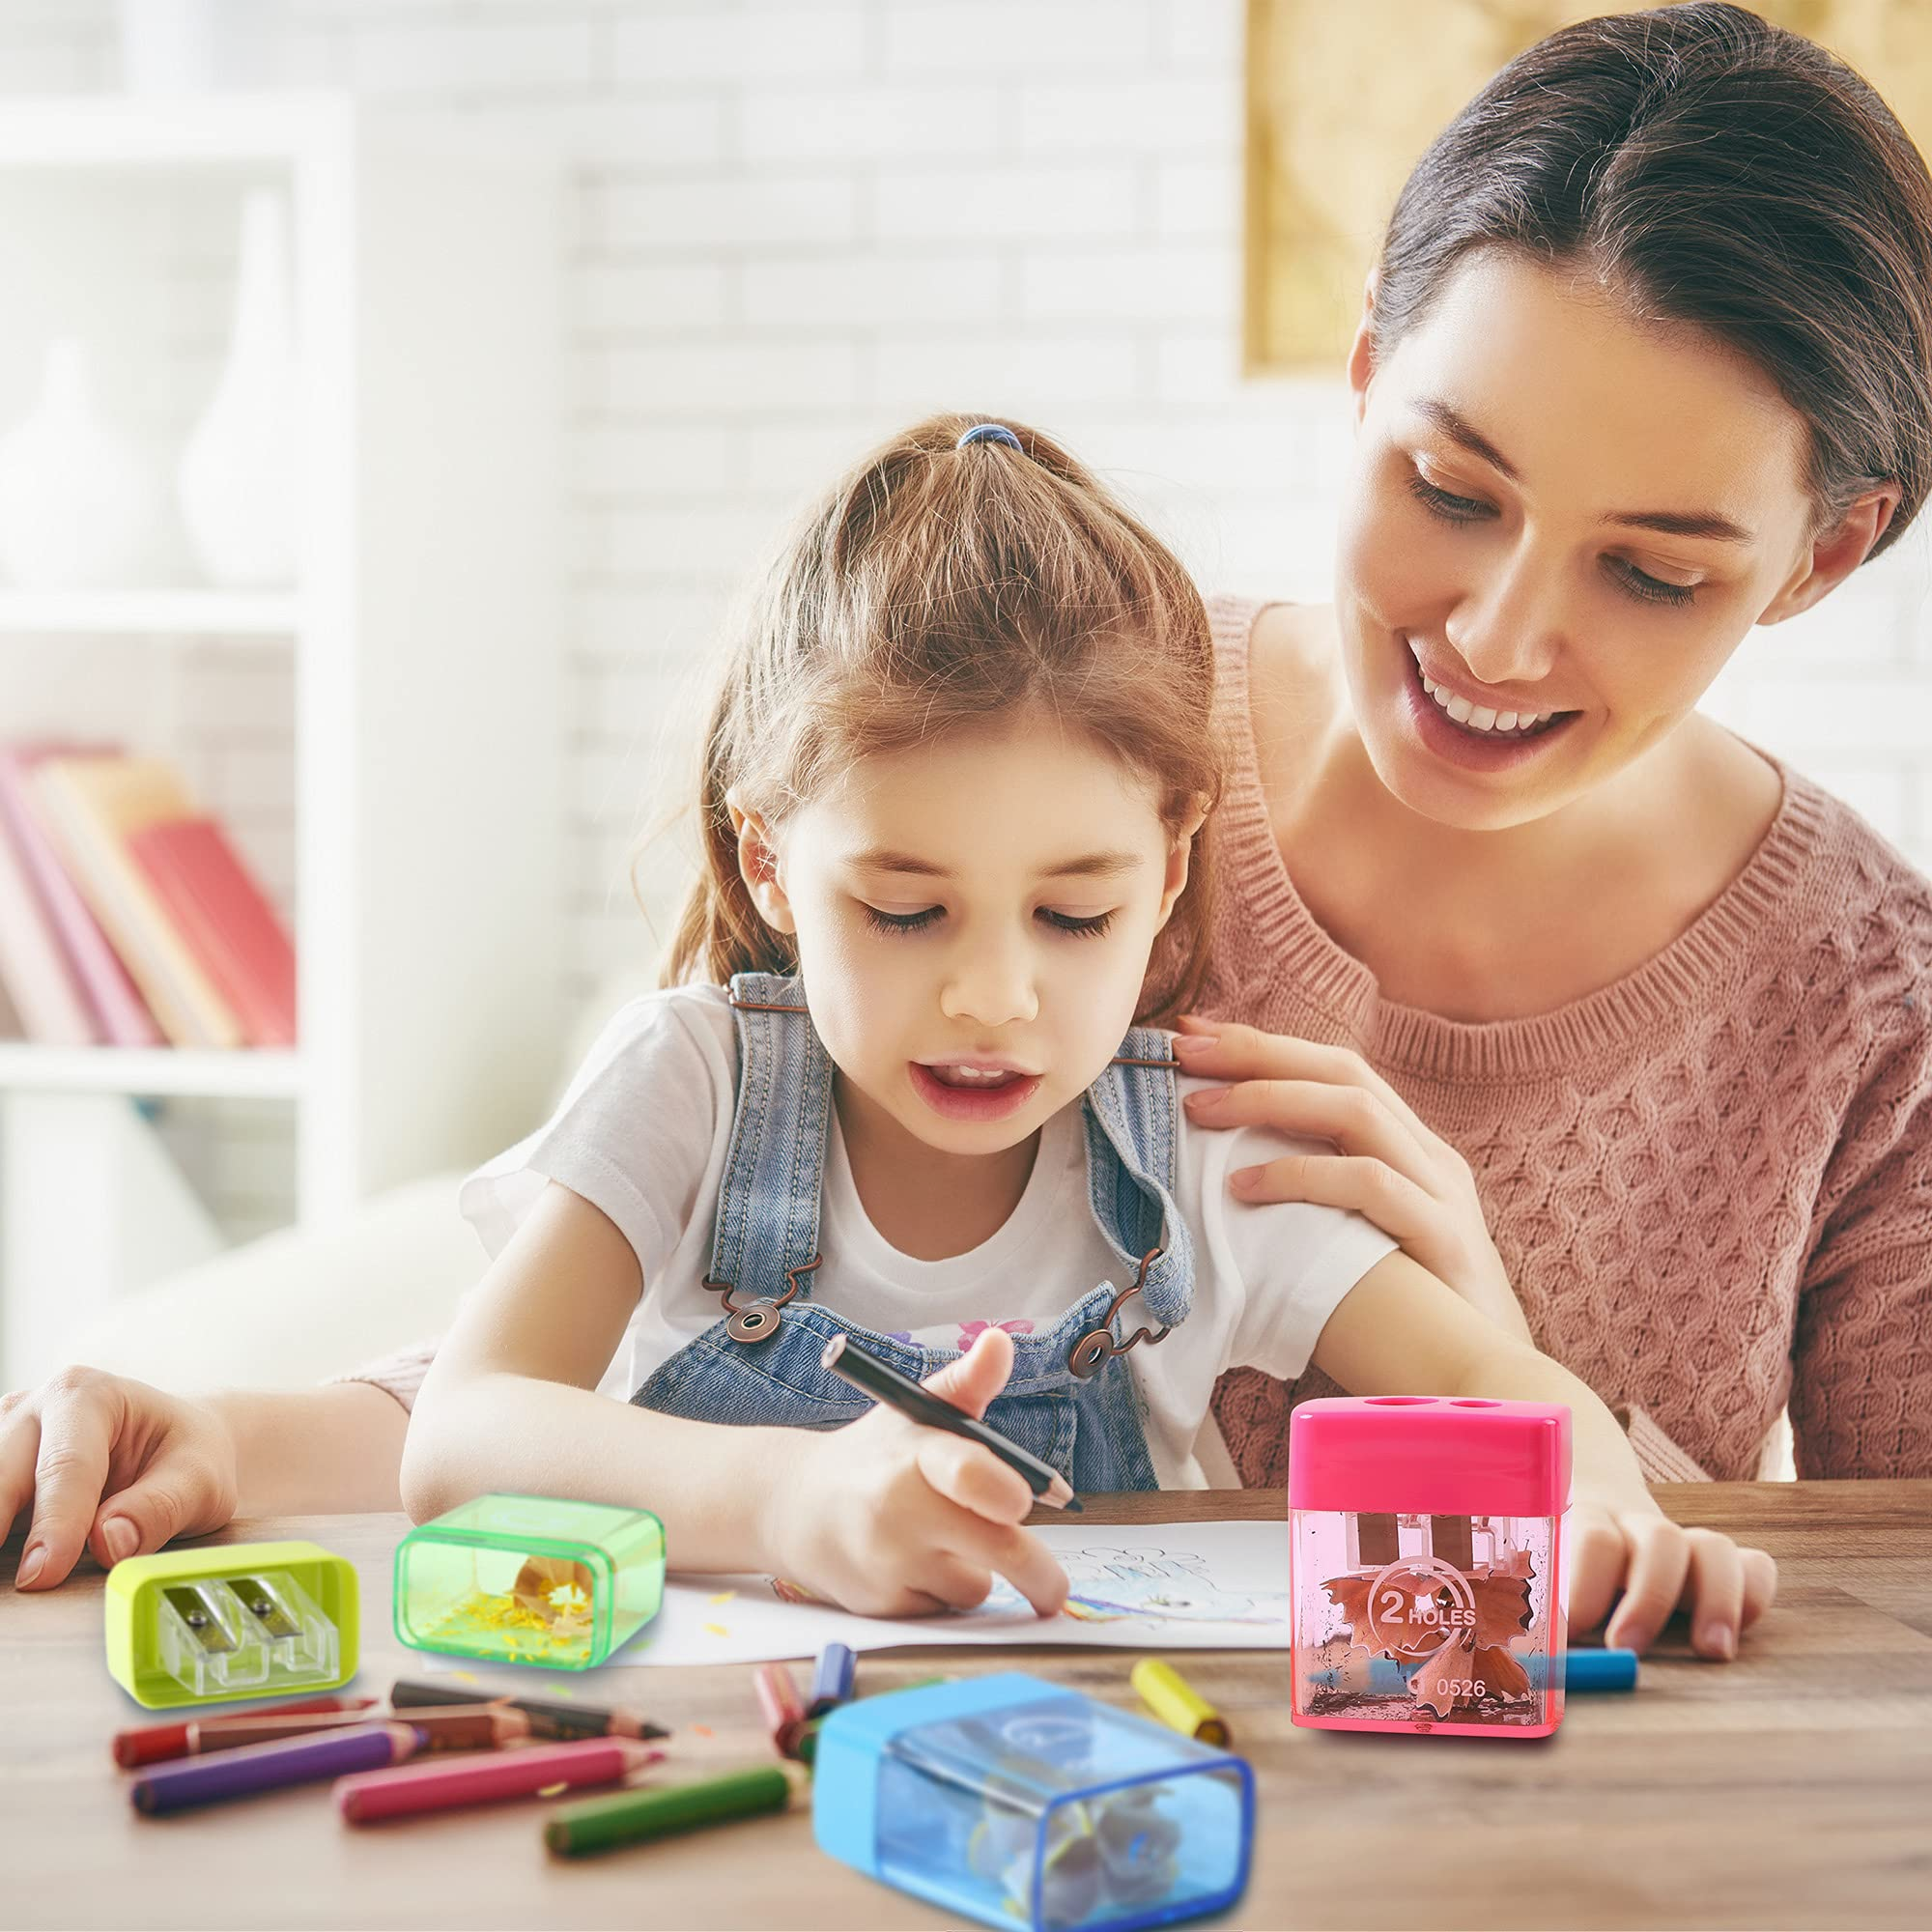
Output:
[631, 972, 1195, 1492]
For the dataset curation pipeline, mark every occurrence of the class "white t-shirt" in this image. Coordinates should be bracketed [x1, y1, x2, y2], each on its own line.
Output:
[459, 984, 1399, 1487]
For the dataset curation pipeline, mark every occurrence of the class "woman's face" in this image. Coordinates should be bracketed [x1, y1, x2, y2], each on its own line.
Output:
[1335, 248, 1857, 831]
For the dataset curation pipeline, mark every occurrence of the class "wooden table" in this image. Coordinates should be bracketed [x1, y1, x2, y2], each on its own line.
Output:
[5, 1483, 1927, 1930]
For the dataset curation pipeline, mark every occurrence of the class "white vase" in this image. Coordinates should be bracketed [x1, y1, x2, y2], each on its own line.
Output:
[178, 188, 298, 587]
[0, 338, 160, 591]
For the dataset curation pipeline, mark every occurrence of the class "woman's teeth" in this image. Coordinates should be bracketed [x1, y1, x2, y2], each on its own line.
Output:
[1407, 638, 1557, 736]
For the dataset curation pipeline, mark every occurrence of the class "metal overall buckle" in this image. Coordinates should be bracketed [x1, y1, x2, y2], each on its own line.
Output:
[703, 1253, 822, 1344]
[1066, 1247, 1171, 1378]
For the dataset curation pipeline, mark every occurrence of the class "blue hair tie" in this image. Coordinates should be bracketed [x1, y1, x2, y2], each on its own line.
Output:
[956, 422, 1022, 451]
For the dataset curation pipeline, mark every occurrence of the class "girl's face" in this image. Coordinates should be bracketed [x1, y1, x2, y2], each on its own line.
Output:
[734, 711, 1199, 1157]
[1336, 249, 1884, 832]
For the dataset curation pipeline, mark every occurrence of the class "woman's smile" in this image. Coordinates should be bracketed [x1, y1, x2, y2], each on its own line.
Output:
[1393, 625, 1584, 774]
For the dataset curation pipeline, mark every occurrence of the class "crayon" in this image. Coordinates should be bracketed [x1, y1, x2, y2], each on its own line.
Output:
[130, 1722, 423, 1815]
[1131, 1659, 1230, 1746]
[1303, 1648, 1638, 1694]
[808, 1641, 857, 1718]
[337, 1737, 662, 1822]
[113, 1694, 380, 1768]
[179, 1708, 411, 1754]
[753, 1662, 810, 1758]
[1543, 1648, 1638, 1691]
[372, 1706, 531, 1751]
[545, 1765, 798, 1857]
[389, 1678, 668, 1741]
[819, 1334, 1080, 1511]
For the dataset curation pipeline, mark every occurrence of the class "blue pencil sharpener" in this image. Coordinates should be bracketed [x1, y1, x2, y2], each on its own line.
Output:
[811, 1672, 1254, 1932]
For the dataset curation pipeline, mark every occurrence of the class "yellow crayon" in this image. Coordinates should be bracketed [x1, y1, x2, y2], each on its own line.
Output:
[1130, 1658, 1230, 1747]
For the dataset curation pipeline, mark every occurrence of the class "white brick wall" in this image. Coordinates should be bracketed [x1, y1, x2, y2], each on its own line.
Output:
[12, 0, 1929, 1050]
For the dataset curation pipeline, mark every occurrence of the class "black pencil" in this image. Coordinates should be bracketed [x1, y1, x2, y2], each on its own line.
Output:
[388, 1679, 668, 1741]
[819, 1333, 1081, 1512]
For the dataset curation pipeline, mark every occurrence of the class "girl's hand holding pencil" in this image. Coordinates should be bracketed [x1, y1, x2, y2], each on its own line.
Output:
[760, 1329, 1071, 1620]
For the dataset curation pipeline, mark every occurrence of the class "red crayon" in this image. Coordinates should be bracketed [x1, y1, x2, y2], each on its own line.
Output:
[753, 1662, 810, 1759]
[337, 1737, 663, 1822]
[113, 1695, 380, 1769]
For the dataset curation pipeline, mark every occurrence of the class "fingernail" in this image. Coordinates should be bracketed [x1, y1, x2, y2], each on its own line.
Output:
[1182, 1084, 1226, 1110]
[1231, 1166, 1264, 1192]
[1172, 1033, 1218, 1058]
[102, 1518, 137, 1565]
[14, 1545, 45, 1589]
[1700, 1621, 1736, 1660]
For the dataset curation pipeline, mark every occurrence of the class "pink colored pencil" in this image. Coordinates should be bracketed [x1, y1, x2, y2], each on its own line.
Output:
[335, 1737, 663, 1822]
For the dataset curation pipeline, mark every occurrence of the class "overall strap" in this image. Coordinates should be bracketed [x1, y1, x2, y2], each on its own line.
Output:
[1067, 1027, 1195, 1375]
[702, 971, 832, 1342]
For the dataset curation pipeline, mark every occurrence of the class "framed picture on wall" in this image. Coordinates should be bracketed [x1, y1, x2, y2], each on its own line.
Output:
[1245, 0, 1932, 373]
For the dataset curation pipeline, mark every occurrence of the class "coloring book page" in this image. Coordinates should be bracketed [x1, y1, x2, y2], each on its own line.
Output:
[411, 1520, 1294, 1670]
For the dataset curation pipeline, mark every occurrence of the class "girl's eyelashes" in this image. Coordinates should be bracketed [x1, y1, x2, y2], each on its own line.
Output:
[862, 904, 942, 935]
[1405, 468, 1700, 609]
[1039, 908, 1115, 938]
[859, 904, 1117, 939]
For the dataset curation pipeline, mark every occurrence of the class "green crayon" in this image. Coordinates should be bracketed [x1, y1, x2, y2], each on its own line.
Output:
[544, 1765, 794, 1857]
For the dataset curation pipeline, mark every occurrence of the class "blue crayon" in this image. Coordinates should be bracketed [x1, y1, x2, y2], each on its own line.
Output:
[1305, 1649, 1638, 1694]
[1547, 1647, 1638, 1692]
[808, 1641, 858, 1718]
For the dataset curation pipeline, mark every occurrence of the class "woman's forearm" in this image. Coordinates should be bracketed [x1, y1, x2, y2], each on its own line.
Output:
[208, 1382, 410, 1517]
[401, 1372, 798, 1572]
[1452, 1347, 1654, 1509]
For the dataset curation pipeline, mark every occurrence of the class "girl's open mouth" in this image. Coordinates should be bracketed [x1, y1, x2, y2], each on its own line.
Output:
[909, 1061, 1043, 1121]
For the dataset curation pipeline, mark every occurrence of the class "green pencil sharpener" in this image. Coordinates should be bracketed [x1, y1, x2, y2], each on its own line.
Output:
[104, 1541, 359, 1709]
[394, 1492, 666, 1671]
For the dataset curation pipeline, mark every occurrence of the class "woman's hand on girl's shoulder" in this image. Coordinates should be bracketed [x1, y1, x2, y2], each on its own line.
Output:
[1172, 1016, 1532, 1343]
[759, 1329, 1069, 1621]
[1567, 1486, 1778, 1661]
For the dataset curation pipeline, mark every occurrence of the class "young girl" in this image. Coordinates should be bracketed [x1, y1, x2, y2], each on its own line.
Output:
[397, 412, 1738, 1624]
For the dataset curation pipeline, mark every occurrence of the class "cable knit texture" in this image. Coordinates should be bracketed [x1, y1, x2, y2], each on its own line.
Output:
[1203, 598, 1932, 1485]
[337, 594, 1932, 1489]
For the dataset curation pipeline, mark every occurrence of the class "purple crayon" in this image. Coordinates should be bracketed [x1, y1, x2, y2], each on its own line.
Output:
[130, 1721, 425, 1815]
[809, 1642, 857, 1719]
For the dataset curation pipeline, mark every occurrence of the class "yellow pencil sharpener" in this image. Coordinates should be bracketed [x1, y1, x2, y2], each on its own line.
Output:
[105, 1541, 359, 1709]
[394, 1493, 666, 1671]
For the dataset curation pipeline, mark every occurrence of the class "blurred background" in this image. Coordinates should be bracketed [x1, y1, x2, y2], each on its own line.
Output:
[0, 0, 1925, 1397]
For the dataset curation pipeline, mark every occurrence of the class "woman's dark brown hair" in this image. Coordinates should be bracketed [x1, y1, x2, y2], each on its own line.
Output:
[1371, 2, 1932, 556]
[657, 412, 1223, 1026]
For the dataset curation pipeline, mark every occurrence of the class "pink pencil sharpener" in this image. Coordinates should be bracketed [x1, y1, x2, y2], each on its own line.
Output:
[1290, 1396, 1572, 1739]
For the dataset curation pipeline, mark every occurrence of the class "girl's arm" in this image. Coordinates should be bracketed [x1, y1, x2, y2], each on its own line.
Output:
[1307, 1251, 1777, 1659]
[401, 1179, 1067, 1615]
[1310, 1250, 1650, 1508]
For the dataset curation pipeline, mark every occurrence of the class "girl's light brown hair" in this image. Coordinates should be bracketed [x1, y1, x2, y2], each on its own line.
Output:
[659, 412, 1223, 1026]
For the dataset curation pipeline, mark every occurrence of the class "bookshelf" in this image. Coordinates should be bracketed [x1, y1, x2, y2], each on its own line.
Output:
[0, 95, 562, 1378]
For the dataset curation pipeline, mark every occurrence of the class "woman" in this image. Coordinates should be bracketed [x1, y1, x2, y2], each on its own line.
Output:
[6, 5, 1925, 1660]
[1193, 0, 1931, 1525]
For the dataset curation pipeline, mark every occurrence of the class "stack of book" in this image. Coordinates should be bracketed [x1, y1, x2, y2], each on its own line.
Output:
[0, 744, 297, 1050]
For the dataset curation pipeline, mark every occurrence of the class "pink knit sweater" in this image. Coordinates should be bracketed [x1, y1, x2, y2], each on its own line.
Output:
[337, 595, 1932, 1488]
[1202, 598, 1932, 1485]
